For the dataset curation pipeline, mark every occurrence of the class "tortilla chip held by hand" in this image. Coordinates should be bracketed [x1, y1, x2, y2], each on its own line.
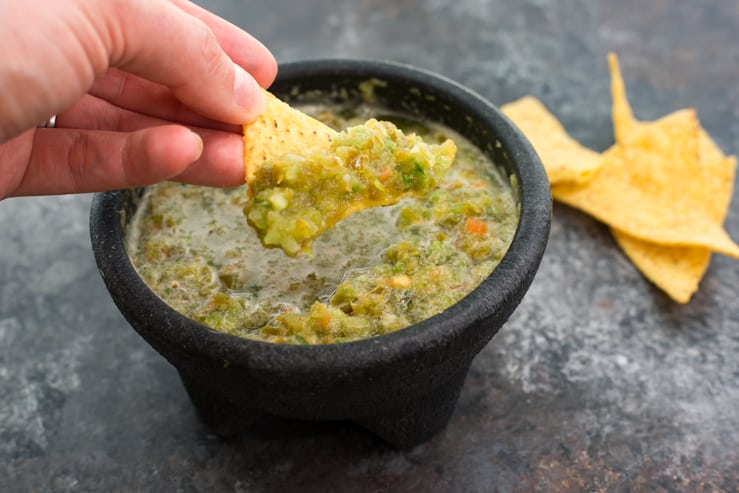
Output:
[242, 90, 337, 183]
[240, 92, 457, 257]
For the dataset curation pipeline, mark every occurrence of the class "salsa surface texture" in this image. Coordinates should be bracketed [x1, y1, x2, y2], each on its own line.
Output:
[245, 118, 456, 256]
[127, 104, 519, 344]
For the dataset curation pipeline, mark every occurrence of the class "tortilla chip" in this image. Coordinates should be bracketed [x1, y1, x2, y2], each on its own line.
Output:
[508, 53, 738, 302]
[610, 127, 737, 302]
[552, 96, 739, 258]
[501, 96, 603, 185]
[612, 232, 711, 303]
[242, 90, 337, 182]
[608, 53, 637, 144]
[605, 52, 739, 300]
[608, 51, 737, 218]
[696, 127, 738, 223]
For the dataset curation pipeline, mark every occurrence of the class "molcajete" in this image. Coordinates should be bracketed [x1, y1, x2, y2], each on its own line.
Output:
[89, 59, 551, 449]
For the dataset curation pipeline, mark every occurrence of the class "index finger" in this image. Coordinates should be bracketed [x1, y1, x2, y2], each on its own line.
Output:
[171, 0, 277, 87]
[102, 0, 275, 124]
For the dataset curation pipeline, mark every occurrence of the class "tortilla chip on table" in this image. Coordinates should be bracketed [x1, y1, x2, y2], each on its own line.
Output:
[610, 125, 737, 303]
[501, 96, 603, 185]
[502, 52, 738, 303]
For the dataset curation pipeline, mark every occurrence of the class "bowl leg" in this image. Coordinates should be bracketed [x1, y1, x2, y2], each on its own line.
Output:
[178, 370, 264, 437]
[355, 365, 469, 449]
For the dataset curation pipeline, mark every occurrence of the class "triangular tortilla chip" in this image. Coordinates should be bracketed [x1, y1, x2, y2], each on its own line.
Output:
[611, 232, 711, 303]
[610, 127, 737, 302]
[242, 91, 337, 182]
[552, 91, 739, 257]
[501, 96, 602, 185]
[608, 53, 637, 144]
[507, 53, 738, 302]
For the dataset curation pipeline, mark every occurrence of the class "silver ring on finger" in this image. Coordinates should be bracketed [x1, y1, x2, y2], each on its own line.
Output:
[37, 115, 57, 129]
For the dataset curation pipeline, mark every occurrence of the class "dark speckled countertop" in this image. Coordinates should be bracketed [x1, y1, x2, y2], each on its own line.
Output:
[2, 1, 738, 491]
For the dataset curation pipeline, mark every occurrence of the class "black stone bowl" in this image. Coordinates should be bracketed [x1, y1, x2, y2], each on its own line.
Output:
[90, 59, 551, 449]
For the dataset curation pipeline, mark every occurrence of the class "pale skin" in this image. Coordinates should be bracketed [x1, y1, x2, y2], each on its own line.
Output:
[0, 0, 277, 200]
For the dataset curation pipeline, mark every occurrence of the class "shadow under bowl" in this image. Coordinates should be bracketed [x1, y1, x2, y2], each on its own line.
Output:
[89, 59, 551, 449]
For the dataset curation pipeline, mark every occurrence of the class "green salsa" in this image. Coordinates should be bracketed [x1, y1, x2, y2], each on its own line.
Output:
[127, 105, 519, 345]
[245, 118, 456, 256]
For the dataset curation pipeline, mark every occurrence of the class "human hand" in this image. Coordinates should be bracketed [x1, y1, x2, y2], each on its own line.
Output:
[0, 0, 277, 200]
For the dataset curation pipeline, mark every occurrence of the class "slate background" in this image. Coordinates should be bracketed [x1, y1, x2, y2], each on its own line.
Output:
[2, 0, 738, 491]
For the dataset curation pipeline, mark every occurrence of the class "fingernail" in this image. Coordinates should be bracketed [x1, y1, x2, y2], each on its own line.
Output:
[189, 130, 204, 161]
[233, 63, 265, 121]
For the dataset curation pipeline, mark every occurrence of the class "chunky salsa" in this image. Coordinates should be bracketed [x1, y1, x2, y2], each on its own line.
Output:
[127, 104, 519, 344]
[245, 118, 456, 256]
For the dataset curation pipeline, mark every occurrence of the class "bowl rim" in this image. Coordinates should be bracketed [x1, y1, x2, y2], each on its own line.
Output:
[90, 57, 551, 374]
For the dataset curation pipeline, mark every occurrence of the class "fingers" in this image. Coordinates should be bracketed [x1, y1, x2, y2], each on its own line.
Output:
[15, 126, 201, 196]
[89, 69, 240, 133]
[170, 0, 277, 87]
[0, 0, 272, 198]
[88, 0, 280, 127]
[170, 130, 246, 187]
[56, 93, 247, 187]
[0, 0, 275, 143]
[101, 0, 271, 125]
[7, 124, 243, 198]
[0, 1, 105, 140]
